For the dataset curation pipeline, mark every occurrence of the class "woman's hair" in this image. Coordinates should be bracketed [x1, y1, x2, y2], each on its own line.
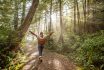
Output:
[40, 32, 43, 35]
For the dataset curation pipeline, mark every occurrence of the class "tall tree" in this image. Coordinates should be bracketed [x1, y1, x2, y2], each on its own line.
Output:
[44, 11, 47, 32]
[21, 0, 26, 23]
[76, 0, 81, 34]
[59, 0, 64, 44]
[83, 0, 87, 32]
[74, 0, 77, 33]
[14, 0, 19, 30]
[11, 0, 39, 51]
[49, 0, 52, 32]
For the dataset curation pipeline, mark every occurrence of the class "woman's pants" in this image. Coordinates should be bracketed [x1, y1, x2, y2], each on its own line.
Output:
[38, 45, 44, 56]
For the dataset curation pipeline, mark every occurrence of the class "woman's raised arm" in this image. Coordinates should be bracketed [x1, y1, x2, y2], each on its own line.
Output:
[29, 31, 38, 37]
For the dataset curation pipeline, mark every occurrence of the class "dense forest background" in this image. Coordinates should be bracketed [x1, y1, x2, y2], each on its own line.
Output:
[0, 0, 104, 70]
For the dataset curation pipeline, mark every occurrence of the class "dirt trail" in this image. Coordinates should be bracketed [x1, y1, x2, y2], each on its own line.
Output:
[21, 44, 77, 70]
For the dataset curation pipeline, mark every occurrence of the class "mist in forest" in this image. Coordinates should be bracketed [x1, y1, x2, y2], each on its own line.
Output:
[0, 0, 104, 70]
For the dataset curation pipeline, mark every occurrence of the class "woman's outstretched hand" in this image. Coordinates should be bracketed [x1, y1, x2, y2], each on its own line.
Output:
[29, 31, 38, 37]
[29, 31, 35, 35]
[48, 32, 54, 36]
[29, 31, 32, 33]
[29, 31, 34, 34]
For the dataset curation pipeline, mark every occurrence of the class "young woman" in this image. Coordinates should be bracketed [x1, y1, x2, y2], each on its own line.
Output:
[29, 31, 54, 58]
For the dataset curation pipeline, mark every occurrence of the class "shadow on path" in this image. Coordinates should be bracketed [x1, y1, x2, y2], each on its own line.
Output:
[20, 44, 77, 70]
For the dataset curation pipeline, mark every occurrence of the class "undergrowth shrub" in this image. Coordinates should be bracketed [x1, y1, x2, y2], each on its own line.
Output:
[2, 51, 26, 70]
[0, 26, 25, 69]
[76, 31, 104, 70]
[45, 30, 104, 70]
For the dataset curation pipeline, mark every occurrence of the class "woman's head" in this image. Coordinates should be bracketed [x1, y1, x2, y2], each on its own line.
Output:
[40, 32, 43, 37]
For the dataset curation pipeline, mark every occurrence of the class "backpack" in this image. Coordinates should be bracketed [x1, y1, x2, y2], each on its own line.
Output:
[38, 37, 46, 45]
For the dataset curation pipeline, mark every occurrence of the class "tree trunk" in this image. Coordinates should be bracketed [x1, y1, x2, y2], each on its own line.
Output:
[76, 0, 81, 34]
[21, 0, 26, 23]
[74, 0, 77, 33]
[59, 0, 64, 44]
[87, 0, 90, 33]
[11, 0, 39, 51]
[44, 11, 47, 32]
[38, 17, 41, 35]
[49, 0, 52, 32]
[83, 0, 87, 32]
[14, 0, 19, 30]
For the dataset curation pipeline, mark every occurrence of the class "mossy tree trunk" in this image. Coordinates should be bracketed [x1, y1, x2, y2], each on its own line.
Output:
[10, 0, 39, 51]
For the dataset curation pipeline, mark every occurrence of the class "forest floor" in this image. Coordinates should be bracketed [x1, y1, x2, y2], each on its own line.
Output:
[21, 43, 77, 70]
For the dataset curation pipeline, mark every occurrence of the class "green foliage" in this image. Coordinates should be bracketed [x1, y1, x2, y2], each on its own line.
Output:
[0, 26, 10, 43]
[76, 31, 104, 70]
[0, 0, 29, 69]
[0, 1, 14, 68]
[45, 37, 56, 50]
[54, 31, 104, 70]
[0, 51, 15, 69]
[0, 0, 14, 27]
[3, 52, 25, 70]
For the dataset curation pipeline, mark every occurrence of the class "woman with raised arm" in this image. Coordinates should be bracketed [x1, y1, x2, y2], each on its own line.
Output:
[29, 31, 54, 59]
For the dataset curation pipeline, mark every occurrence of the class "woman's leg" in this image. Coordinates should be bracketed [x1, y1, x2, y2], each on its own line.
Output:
[38, 45, 44, 56]
[41, 46, 44, 56]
